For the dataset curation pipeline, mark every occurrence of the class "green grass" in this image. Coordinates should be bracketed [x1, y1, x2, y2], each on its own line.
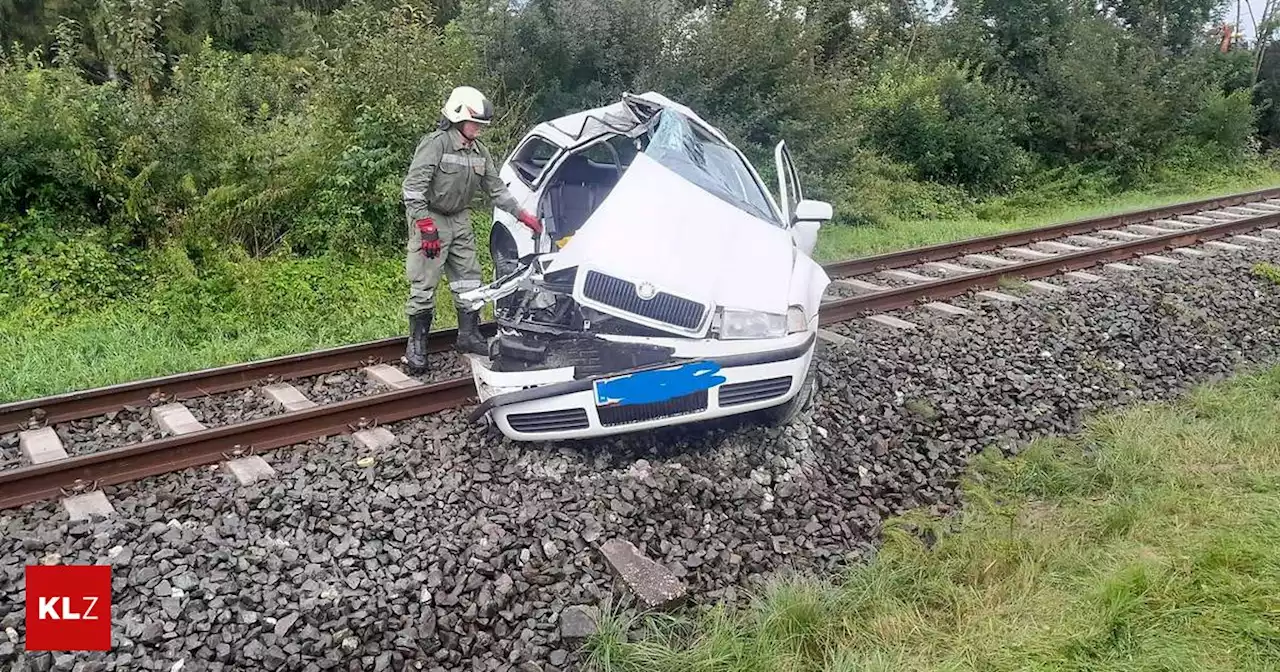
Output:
[0, 251, 415, 401]
[814, 170, 1280, 262]
[1253, 262, 1280, 285]
[3, 170, 1279, 402]
[583, 364, 1280, 671]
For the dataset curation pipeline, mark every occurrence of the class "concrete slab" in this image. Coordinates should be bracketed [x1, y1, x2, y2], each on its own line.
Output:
[63, 491, 114, 522]
[1068, 235, 1112, 246]
[1033, 241, 1088, 253]
[354, 427, 397, 451]
[225, 456, 277, 485]
[976, 290, 1021, 303]
[1141, 255, 1180, 265]
[1127, 224, 1179, 235]
[1172, 247, 1207, 257]
[152, 403, 206, 436]
[599, 539, 688, 610]
[1105, 262, 1142, 272]
[879, 269, 936, 284]
[1065, 271, 1105, 282]
[1258, 228, 1280, 238]
[817, 329, 856, 347]
[832, 278, 888, 294]
[1205, 240, 1249, 251]
[922, 261, 980, 275]
[19, 427, 68, 464]
[1002, 247, 1055, 260]
[262, 383, 317, 412]
[1225, 206, 1275, 216]
[1242, 203, 1280, 212]
[1152, 219, 1202, 229]
[1179, 214, 1224, 224]
[923, 302, 973, 316]
[1026, 280, 1065, 293]
[1094, 230, 1147, 240]
[1201, 210, 1249, 220]
[363, 364, 423, 390]
[1233, 234, 1273, 244]
[866, 314, 918, 330]
[963, 254, 1018, 267]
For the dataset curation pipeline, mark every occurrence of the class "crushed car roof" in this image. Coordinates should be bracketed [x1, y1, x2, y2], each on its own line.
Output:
[529, 92, 736, 149]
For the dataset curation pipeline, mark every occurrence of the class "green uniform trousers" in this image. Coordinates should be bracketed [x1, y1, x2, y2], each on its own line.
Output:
[404, 205, 481, 316]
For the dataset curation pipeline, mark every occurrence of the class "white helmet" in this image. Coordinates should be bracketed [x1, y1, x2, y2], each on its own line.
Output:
[442, 86, 495, 125]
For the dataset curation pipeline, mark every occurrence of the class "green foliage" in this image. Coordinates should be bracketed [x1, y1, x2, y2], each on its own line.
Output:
[1, 0, 1277, 336]
[1253, 262, 1280, 286]
[0, 0, 503, 278]
[859, 60, 1033, 191]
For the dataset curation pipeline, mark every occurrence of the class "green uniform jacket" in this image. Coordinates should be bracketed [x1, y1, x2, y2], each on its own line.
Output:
[401, 126, 522, 224]
[400, 126, 523, 316]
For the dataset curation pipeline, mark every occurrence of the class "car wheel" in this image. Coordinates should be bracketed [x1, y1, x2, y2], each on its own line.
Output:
[760, 356, 818, 427]
[489, 226, 520, 314]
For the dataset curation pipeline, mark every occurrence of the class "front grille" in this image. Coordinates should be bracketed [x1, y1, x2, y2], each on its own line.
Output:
[507, 408, 590, 433]
[596, 390, 708, 427]
[718, 377, 793, 407]
[582, 271, 706, 331]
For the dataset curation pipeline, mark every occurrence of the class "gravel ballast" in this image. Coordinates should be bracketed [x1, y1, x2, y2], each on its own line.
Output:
[2, 244, 1279, 671]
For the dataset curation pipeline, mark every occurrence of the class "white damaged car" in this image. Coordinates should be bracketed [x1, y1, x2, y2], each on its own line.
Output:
[458, 92, 833, 441]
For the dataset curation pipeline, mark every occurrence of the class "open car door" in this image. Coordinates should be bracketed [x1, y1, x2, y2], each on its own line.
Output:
[775, 140, 822, 256]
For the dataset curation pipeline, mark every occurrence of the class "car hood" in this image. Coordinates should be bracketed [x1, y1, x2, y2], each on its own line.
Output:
[546, 153, 795, 324]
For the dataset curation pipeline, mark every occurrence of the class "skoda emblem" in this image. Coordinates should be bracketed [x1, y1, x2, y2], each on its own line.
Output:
[636, 282, 658, 300]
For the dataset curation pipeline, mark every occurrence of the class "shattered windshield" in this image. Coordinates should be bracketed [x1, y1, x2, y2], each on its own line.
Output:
[643, 110, 777, 224]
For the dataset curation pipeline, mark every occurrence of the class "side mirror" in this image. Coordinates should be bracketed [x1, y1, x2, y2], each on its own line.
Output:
[790, 200, 829, 257]
[793, 199, 833, 223]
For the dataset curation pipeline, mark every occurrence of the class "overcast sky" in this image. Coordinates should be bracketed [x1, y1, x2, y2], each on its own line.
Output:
[1234, 0, 1270, 40]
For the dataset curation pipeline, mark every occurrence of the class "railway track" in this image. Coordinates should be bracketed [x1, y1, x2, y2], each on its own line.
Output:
[3, 187, 1280, 512]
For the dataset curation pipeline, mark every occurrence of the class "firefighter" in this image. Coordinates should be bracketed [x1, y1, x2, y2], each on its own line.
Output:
[400, 86, 542, 373]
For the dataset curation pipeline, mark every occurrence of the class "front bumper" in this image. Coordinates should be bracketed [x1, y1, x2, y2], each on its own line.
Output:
[466, 331, 816, 441]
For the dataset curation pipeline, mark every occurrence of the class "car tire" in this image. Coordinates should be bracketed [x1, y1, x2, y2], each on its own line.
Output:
[489, 226, 520, 314]
[759, 355, 818, 427]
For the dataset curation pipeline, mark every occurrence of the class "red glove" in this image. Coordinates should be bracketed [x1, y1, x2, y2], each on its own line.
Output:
[517, 210, 543, 236]
[416, 217, 440, 258]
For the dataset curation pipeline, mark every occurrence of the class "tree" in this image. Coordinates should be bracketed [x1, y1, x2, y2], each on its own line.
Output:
[1101, 0, 1226, 52]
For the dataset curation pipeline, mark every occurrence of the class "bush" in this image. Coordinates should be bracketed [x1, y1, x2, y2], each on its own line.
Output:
[858, 60, 1034, 192]
[1, 1, 501, 264]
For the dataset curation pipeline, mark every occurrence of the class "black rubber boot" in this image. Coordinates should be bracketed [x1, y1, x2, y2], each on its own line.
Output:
[404, 309, 432, 374]
[455, 309, 489, 356]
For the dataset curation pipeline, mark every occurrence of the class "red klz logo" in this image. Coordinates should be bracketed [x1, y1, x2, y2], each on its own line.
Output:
[25, 565, 112, 651]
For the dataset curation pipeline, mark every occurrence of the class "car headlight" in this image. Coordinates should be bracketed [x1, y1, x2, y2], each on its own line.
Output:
[719, 308, 787, 340]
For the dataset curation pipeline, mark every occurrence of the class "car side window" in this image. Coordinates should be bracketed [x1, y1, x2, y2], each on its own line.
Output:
[510, 136, 559, 186]
[581, 135, 637, 169]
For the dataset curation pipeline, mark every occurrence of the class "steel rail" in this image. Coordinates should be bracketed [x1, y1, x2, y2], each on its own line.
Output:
[1, 210, 1276, 511]
[3, 188, 1278, 434]
[0, 325, 495, 434]
[0, 378, 475, 510]
[818, 210, 1280, 322]
[823, 186, 1280, 278]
